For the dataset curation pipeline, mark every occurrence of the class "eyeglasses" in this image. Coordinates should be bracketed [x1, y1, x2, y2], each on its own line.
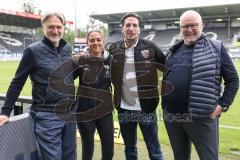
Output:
[180, 23, 198, 31]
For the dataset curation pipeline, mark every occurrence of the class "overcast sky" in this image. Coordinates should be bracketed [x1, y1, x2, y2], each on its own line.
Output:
[1, 0, 240, 28]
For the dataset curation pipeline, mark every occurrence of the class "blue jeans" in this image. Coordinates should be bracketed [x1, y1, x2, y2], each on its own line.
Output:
[31, 111, 76, 160]
[118, 108, 163, 160]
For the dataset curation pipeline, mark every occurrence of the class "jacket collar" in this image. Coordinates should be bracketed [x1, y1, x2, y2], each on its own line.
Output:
[119, 38, 141, 49]
[42, 36, 67, 51]
[169, 32, 207, 52]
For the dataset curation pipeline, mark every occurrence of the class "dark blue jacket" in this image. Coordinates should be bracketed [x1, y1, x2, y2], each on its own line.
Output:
[1, 37, 74, 116]
[162, 35, 239, 118]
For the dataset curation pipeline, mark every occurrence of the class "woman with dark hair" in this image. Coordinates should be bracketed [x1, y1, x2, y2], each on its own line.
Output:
[74, 30, 114, 160]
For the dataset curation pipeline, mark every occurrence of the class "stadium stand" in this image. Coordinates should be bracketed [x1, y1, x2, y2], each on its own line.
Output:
[0, 31, 37, 54]
[107, 27, 240, 54]
[0, 9, 73, 61]
[204, 27, 237, 46]
[91, 3, 240, 57]
[0, 10, 41, 60]
[153, 30, 180, 46]
[106, 30, 123, 43]
[0, 44, 8, 53]
[106, 28, 237, 53]
[0, 3, 240, 159]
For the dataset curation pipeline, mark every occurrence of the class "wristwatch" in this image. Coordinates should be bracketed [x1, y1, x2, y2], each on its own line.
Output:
[221, 106, 229, 112]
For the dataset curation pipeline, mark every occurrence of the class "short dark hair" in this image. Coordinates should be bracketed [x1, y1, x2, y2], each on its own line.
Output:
[120, 12, 143, 26]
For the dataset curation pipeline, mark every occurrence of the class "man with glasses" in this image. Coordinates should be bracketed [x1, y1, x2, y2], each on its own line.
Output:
[161, 10, 239, 159]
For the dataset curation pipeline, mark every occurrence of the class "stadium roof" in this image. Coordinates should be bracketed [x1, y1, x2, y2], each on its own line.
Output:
[90, 3, 240, 25]
[0, 9, 41, 28]
[0, 8, 73, 28]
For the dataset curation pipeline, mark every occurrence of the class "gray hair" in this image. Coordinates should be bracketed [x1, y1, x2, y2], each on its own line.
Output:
[180, 10, 202, 25]
[41, 12, 65, 25]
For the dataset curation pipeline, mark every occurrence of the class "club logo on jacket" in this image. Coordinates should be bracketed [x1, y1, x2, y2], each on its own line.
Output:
[141, 50, 150, 59]
[104, 65, 110, 78]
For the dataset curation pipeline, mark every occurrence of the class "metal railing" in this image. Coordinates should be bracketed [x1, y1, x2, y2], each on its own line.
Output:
[0, 94, 31, 116]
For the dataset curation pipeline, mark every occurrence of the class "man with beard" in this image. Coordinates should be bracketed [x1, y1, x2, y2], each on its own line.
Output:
[109, 13, 165, 160]
[162, 10, 239, 159]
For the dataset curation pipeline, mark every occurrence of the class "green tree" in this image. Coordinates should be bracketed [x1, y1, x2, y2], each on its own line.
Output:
[35, 27, 43, 36]
[86, 18, 108, 39]
[64, 29, 75, 46]
[21, 0, 36, 13]
[21, 0, 41, 15]
[86, 18, 98, 31]
[76, 29, 87, 38]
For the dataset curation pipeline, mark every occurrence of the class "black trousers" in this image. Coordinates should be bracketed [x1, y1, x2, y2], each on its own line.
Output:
[164, 117, 219, 160]
[77, 113, 114, 160]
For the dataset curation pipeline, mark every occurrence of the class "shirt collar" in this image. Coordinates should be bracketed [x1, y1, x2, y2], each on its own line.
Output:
[42, 36, 67, 50]
[124, 38, 139, 49]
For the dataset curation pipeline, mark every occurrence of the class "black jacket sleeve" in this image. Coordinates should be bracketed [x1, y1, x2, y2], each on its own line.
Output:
[153, 42, 166, 72]
[155, 43, 166, 65]
[1, 48, 35, 116]
[218, 44, 239, 108]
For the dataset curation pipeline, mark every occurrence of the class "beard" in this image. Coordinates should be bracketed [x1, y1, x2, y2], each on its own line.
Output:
[124, 36, 139, 48]
[183, 32, 202, 45]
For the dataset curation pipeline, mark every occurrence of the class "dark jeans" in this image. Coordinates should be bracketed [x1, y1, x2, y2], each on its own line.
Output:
[164, 117, 219, 160]
[77, 113, 114, 160]
[118, 108, 163, 160]
[31, 111, 76, 160]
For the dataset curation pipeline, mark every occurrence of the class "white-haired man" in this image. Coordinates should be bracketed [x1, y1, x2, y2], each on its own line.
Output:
[162, 10, 239, 159]
[0, 12, 76, 160]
